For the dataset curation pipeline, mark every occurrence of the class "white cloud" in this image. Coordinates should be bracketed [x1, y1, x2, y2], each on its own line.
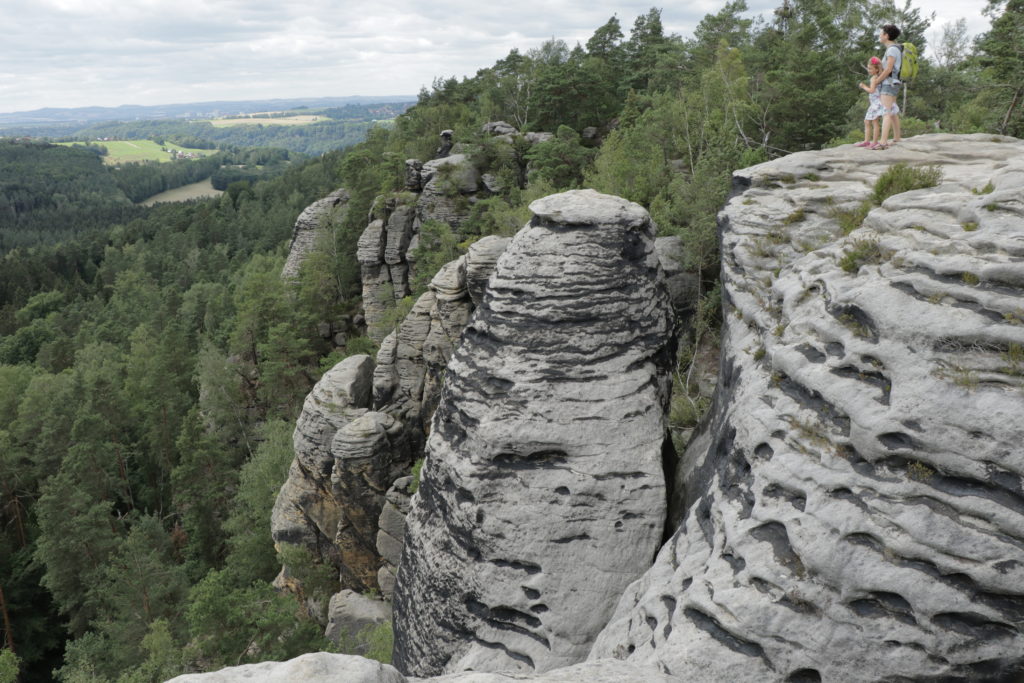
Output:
[0, 0, 994, 113]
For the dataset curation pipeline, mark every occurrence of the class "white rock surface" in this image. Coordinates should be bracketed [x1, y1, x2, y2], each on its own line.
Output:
[165, 654, 678, 683]
[414, 659, 681, 682]
[165, 653, 405, 683]
[393, 190, 676, 676]
[591, 134, 1024, 682]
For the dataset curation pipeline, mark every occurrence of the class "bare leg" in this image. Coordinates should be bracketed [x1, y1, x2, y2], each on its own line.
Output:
[863, 119, 871, 143]
[879, 94, 896, 147]
[894, 114, 902, 142]
[871, 119, 880, 143]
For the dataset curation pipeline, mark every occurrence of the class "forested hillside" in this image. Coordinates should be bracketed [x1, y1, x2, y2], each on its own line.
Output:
[0, 0, 1020, 680]
[0, 141, 297, 252]
[66, 118, 390, 157]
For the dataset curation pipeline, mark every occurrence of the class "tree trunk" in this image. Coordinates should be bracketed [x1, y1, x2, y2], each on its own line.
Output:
[0, 583, 14, 653]
[999, 87, 1023, 135]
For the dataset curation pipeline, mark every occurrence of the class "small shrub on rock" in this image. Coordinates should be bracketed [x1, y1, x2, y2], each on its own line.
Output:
[839, 238, 884, 273]
[872, 163, 943, 204]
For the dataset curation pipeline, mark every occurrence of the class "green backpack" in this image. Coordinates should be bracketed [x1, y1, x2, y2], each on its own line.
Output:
[899, 42, 919, 82]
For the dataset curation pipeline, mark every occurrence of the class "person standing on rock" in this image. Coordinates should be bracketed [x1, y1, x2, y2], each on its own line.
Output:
[875, 24, 903, 149]
[856, 56, 899, 149]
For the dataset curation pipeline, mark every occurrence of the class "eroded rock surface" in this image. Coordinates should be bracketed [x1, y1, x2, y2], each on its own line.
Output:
[166, 653, 405, 683]
[282, 188, 349, 281]
[272, 355, 374, 572]
[393, 189, 676, 676]
[592, 134, 1024, 682]
[324, 590, 392, 653]
[165, 655, 677, 683]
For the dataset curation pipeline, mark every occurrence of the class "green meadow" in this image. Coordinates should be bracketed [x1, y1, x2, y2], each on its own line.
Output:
[59, 139, 212, 164]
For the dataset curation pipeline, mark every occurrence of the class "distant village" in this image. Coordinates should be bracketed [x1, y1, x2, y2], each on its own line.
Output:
[163, 148, 202, 160]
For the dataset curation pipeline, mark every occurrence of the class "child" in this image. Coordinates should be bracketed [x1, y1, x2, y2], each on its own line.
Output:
[855, 57, 898, 149]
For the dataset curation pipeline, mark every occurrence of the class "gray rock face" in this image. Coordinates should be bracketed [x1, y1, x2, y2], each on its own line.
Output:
[523, 132, 554, 145]
[165, 653, 405, 683]
[418, 154, 479, 230]
[165, 654, 677, 683]
[273, 197, 506, 602]
[416, 659, 682, 682]
[653, 236, 698, 314]
[406, 159, 424, 191]
[464, 236, 512, 308]
[376, 476, 415, 599]
[282, 188, 349, 281]
[271, 355, 374, 570]
[482, 121, 519, 137]
[393, 189, 676, 676]
[359, 197, 418, 342]
[331, 411, 411, 590]
[324, 589, 392, 652]
[591, 134, 1024, 681]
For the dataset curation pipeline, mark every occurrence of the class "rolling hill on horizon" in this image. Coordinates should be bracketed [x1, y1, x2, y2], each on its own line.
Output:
[0, 95, 416, 128]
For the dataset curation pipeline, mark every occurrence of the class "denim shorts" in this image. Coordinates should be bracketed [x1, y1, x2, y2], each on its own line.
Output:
[879, 81, 901, 97]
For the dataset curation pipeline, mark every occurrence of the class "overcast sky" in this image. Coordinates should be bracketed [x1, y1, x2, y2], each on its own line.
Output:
[0, 0, 994, 114]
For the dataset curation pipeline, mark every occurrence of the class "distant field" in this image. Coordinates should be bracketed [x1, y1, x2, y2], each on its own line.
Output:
[209, 114, 323, 127]
[141, 178, 223, 206]
[59, 139, 212, 164]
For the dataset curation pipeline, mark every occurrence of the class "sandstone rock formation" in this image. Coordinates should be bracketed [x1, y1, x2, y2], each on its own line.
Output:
[359, 194, 419, 342]
[166, 656, 677, 683]
[332, 411, 412, 590]
[393, 189, 677, 676]
[274, 227, 507, 604]
[166, 653, 405, 683]
[359, 122, 569, 340]
[271, 355, 373, 574]
[324, 589, 392, 652]
[282, 188, 349, 281]
[375, 476, 415, 599]
[591, 134, 1024, 681]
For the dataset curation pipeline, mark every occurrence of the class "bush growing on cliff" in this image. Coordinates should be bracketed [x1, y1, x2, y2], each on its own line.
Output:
[525, 126, 596, 188]
[872, 163, 943, 204]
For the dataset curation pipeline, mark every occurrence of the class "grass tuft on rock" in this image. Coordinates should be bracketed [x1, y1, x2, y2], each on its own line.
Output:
[871, 163, 943, 204]
[839, 238, 884, 273]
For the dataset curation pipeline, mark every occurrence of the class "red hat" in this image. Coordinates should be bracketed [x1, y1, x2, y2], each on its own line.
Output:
[869, 56, 882, 65]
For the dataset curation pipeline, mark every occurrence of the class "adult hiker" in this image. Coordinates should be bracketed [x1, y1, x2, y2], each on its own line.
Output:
[876, 24, 903, 149]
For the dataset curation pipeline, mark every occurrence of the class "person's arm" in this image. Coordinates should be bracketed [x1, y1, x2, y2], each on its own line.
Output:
[878, 51, 895, 81]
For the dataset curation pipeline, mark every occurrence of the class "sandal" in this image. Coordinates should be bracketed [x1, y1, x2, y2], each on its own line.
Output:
[854, 141, 872, 147]
[870, 143, 889, 150]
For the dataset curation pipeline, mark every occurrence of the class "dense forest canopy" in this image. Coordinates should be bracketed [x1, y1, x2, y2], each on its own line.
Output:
[0, 141, 297, 253]
[0, 1, 1021, 680]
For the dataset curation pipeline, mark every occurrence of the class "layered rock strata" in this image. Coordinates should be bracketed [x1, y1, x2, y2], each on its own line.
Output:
[324, 590, 392, 653]
[360, 123, 561, 339]
[166, 655, 679, 683]
[375, 476, 415, 599]
[393, 189, 677, 676]
[359, 194, 419, 342]
[592, 134, 1024, 681]
[282, 188, 350, 281]
[271, 355, 373, 572]
[274, 233, 507, 602]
